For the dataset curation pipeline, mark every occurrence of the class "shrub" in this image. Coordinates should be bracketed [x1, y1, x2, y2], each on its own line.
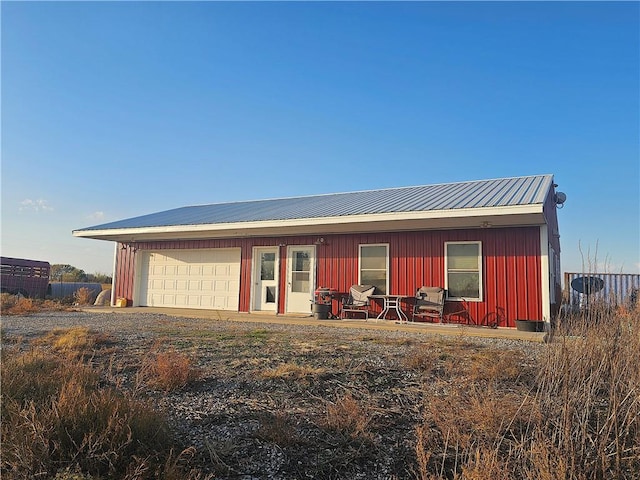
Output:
[138, 346, 201, 392]
[73, 287, 94, 306]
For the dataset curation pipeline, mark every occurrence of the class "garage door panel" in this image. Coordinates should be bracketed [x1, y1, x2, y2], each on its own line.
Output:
[139, 248, 240, 310]
[177, 265, 189, 275]
[188, 296, 200, 306]
[202, 265, 214, 275]
[199, 295, 213, 306]
[151, 293, 175, 305]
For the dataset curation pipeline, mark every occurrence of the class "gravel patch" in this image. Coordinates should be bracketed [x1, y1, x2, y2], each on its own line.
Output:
[1, 311, 543, 479]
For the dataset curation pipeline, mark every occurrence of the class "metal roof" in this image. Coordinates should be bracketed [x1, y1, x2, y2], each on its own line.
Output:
[76, 174, 554, 233]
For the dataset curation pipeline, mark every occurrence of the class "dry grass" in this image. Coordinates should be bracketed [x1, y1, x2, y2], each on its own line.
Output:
[0, 347, 197, 479]
[254, 411, 300, 447]
[529, 308, 640, 479]
[137, 343, 201, 392]
[2, 301, 638, 479]
[31, 326, 114, 357]
[260, 361, 326, 380]
[324, 392, 375, 441]
[73, 287, 94, 306]
[1, 293, 72, 315]
[1, 294, 39, 314]
[402, 343, 442, 372]
[414, 306, 640, 480]
[1, 321, 207, 480]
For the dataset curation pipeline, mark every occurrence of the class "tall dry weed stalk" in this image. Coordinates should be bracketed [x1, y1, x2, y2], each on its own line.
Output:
[532, 305, 640, 479]
[73, 287, 94, 306]
[414, 306, 639, 479]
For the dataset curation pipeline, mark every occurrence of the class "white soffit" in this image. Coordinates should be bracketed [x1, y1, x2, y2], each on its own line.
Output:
[73, 204, 545, 242]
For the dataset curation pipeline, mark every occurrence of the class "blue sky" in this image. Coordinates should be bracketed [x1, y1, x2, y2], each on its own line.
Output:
[2, 1, 638, 276]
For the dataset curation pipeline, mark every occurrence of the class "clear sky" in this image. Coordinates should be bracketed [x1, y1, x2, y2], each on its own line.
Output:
[2, 1, 639, 276]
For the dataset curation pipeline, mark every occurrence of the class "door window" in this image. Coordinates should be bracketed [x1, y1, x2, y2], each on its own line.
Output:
[265, 286, 276, 303]
[260, 252, 275, 280]
[291, 251, 310, 293]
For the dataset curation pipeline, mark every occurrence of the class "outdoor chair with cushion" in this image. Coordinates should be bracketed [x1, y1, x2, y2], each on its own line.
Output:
[412, 286, 445, 323]
[340, 285, 376, 320]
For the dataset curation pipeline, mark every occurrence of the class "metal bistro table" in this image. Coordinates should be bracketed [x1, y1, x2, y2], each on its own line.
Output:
[369, 294, 410, 322]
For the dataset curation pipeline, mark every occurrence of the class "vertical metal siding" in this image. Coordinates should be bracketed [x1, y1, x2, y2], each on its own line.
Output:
[114, 227, 544, 326]
[564, 272, 640, 307]
[114, 243, 136, 303]
[313, 227, 542, 326]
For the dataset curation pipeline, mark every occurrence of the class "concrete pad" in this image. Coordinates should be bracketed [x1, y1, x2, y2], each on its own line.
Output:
[82, 306, 547, 342]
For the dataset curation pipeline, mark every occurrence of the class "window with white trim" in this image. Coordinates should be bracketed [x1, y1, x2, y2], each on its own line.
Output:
[445, 241, 482, 301]
[359, 244, 389, 294]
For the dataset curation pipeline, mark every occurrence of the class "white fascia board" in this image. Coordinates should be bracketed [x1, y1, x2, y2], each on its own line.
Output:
[73, 204, 544, 241]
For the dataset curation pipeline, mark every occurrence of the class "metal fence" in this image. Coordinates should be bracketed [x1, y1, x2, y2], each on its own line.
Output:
[564, 272, 640, 307]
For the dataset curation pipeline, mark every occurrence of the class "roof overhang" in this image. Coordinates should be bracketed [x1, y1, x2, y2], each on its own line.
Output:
[73, 204, 546, 242]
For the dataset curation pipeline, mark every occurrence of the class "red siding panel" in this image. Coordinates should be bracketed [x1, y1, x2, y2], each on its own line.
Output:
[114, 227, 543, 327]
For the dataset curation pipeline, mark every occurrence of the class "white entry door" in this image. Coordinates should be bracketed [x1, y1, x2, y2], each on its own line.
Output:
[286, 245, 315, 314]
[252, 247, 279, 312]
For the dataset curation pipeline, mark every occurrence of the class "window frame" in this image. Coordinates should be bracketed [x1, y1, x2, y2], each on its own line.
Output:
[358, 243, 389, 295]
[444, 241, 483, 301]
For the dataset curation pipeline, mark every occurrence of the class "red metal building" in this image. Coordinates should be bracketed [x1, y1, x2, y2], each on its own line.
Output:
[73, 175, 565, 327]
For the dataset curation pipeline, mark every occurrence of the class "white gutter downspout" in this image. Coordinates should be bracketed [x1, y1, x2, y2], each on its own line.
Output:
[539, 224, 551, 327]
[110, 242, 118, 307]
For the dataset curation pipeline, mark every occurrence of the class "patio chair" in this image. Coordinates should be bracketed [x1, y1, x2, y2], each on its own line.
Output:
[412, 286, 445, 323]
[340, 285, 376, 320]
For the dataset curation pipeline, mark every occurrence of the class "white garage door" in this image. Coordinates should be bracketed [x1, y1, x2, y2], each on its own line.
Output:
[138, 248, 240, 310]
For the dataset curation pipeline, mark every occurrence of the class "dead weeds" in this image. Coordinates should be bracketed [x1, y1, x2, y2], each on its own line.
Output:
[3, 308, 638, 479]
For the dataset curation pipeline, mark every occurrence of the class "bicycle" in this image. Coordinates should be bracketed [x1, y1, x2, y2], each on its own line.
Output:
[444, 299, 503, 329]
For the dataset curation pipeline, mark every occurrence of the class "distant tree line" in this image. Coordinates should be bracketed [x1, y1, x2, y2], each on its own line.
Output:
[50, 264, 112, 284]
